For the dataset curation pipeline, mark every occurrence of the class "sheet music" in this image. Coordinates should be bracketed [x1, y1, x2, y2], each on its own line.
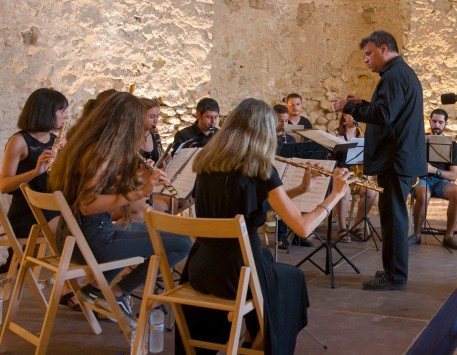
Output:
[285, 125, 305, 142]
[345, 138, 364, 165]
[274, 158, 336, 212]
[294, 129, 357, 155]
[170, 148, 201, 199]
[153, 147, 201, 198]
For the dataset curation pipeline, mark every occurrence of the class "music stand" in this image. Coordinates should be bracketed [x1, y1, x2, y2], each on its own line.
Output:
[340, 138, 382, 249]
[419, 135, 453, 253]
[289, 135, 360, 288]
[274, 142, 328, 258]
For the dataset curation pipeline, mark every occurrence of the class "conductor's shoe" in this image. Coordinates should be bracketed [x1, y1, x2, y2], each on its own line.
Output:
[292, 235, 313, 247]
[374, 270, 385, 278]
[443, 236, 457, 249]
[407, 234, 421, 246]
[362, 276, 406, 291]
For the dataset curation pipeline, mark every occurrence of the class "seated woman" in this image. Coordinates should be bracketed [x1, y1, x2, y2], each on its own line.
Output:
[0, 88, 75, 307]
[177, 98, 353, 354]
[332, 113, 377, 242]
[48, 91, 192, 324]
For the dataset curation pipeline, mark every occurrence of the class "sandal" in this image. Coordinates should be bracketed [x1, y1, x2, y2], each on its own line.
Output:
[337, 229, 351, 243]
[353, 228, 366, 242]
[59, 292, 82, 312]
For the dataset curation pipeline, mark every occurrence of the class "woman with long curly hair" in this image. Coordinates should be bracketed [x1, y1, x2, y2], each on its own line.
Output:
[49, 91, 191, 324]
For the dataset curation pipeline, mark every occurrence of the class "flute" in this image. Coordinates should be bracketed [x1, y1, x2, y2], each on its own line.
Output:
[47, 116, 72, 172]
[275, 156, 383, 193]
[136, 152, 179, 198]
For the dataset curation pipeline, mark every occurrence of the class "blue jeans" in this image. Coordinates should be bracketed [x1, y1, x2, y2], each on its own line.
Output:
[56, 212, 192, 294]
[411, 176, 452, 199]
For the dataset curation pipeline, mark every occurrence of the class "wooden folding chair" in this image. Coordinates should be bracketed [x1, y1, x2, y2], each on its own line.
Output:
[133, 208, 264, 355]
[0, 204, 48, 304]
[0, 183, 145, 355]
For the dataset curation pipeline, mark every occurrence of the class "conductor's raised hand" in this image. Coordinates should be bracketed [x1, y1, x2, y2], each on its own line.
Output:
[331, 98, 347, 113]
[331, 167, 355, 198]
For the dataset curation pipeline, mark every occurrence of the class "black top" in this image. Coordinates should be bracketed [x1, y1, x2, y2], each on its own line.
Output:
[8, 131, 56, 197]
[7, 131, 59, 235]
[171, 122, 218, 155]
[139, 133, 160, 163]
[181, 167, 308, 354]
[288, 115, 312, 129]
[344, 56, 426, 176]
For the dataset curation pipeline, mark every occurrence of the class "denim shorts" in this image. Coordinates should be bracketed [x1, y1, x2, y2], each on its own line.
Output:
[411, 176, 452, 199]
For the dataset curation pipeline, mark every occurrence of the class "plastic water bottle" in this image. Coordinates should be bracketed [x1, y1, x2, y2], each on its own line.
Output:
[149, 306, 164, 353]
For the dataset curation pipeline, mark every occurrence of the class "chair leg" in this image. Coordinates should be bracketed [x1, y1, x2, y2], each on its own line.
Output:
[0, 226, 42, 352]
[35, 237, 76, 355]
[227, 267, 250, 355]
[133, 255, 160, 355]
[1, 253, 18, 302]
[67, 279, 102, 335]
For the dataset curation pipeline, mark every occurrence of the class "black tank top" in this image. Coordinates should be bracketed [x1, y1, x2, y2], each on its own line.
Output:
[8, 131, 56, 196]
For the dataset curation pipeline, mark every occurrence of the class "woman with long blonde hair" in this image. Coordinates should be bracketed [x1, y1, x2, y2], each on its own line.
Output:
[178, 98, 353, 354]
[49, 91, 191, 324]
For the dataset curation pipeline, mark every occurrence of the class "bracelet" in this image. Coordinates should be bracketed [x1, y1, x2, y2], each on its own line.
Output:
[317, 203, 331, 217]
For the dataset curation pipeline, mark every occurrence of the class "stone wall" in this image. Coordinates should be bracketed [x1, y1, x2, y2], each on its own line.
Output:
[1, 0, 457, 156]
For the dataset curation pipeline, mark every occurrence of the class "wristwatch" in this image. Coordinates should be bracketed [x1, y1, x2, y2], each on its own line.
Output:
[435, 169, 442, 177]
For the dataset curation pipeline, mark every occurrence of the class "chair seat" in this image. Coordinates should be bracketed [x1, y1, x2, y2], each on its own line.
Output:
[153, 280, 256, 314]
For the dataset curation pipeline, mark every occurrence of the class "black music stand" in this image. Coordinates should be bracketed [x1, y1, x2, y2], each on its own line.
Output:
[418, 135, 453, 253]
[339, 138, 382, 249]
[274, 142, 328, 258]
[289, 139, 359, 288]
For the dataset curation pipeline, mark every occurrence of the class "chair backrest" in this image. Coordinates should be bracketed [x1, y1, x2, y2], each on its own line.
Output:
[143, 207, 264, 322]
[20, 183, 106, 269]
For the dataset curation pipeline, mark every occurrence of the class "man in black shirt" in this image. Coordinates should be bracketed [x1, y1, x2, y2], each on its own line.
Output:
[285, 93, 313, 129]
[333, 30, 426, 290]
[409, 109, 457, 249]
[171, 98, 219, 155]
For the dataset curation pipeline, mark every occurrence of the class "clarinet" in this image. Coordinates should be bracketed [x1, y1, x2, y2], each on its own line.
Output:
[282, 128, 287, 143]
[152, 126, 165, 166]
[47, 116, 72, 172]
[209, 125, 216, 136]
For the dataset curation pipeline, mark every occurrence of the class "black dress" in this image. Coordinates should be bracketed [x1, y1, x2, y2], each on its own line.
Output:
[177, 167, 308, 355]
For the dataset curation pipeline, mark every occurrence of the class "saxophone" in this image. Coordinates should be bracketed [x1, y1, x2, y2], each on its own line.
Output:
[47, 116, 72, 172]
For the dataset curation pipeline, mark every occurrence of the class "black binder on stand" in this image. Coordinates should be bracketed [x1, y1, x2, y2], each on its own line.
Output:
[420, 135, 453, 253]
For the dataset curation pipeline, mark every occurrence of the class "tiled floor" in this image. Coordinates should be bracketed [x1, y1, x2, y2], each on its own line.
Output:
[2, 215, 457, 354]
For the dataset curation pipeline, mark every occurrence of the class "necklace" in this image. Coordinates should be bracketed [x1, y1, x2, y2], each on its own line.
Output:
[144, 132, 150, 142]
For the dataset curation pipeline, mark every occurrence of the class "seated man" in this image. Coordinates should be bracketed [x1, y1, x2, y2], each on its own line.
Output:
[274, 104, 296, 154]
[285, 93, 313, 129]
[409, 108, 457, 249]
[171, 97, 219, 155]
